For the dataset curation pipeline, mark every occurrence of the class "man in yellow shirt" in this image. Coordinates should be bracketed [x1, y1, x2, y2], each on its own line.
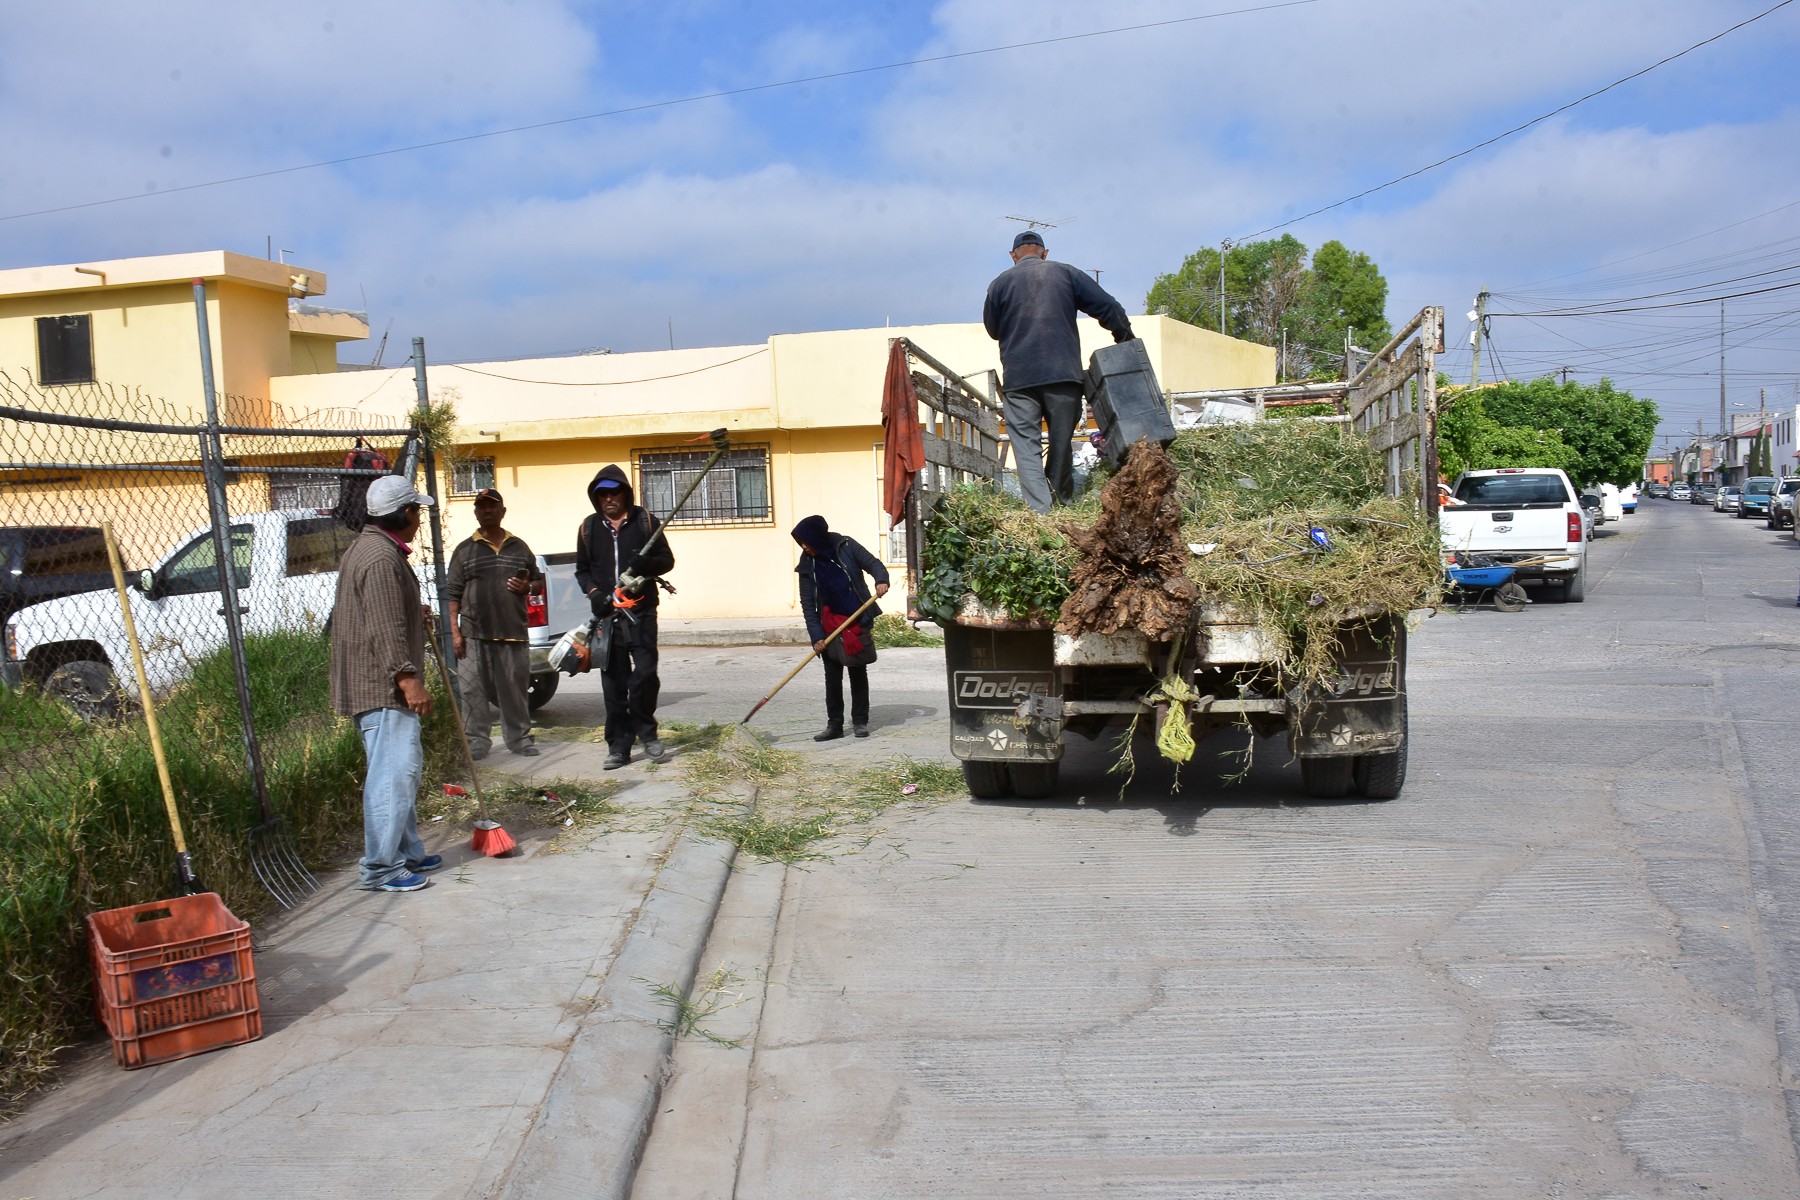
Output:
[446, 489, 542, 759]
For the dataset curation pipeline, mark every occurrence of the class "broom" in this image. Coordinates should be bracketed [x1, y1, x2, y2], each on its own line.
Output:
[424, 638, 517, 857]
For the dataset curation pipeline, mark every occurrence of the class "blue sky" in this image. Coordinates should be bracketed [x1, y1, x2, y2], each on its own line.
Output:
[3, 0, 1796, 447]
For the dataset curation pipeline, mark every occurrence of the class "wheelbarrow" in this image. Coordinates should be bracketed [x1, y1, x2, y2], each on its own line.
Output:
[1445, 554, 1529, 612]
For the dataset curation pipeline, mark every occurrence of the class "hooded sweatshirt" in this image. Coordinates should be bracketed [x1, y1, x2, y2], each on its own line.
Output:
[574, 464, 674, 610]
[792, 515, 888, 644]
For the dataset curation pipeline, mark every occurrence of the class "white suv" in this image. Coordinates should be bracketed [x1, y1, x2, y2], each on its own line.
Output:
[1767, 478, 1800, 531]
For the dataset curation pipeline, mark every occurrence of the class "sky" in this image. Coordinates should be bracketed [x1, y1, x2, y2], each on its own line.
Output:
[3, 0, 1796, 451]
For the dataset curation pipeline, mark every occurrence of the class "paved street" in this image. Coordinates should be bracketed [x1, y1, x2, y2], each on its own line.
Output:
[7, 501, 1800, 1199]
[634, 503, 1800, 1199]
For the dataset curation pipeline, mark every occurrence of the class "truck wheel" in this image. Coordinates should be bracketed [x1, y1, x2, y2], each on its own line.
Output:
[1299, 756, 1353, 799]
[527, 671, 559, 710]
[1008, 762, 1060, 800]
[962, 760, 1012, 799]
[1564, 562, 1586, 603]
[1354, 744, 1408, 801]
[45, 660, 123, 722]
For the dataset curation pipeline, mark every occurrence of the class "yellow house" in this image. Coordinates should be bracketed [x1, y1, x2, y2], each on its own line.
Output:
[0, 251, 369, 560]
[271, 317, 1275, 620]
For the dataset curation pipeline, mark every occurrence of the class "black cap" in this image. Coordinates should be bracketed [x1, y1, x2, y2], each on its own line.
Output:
[1012, 230, 1045, 251]
[473, 487, 504, 504]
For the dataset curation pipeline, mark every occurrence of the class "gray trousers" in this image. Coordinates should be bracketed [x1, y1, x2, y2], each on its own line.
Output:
[459, 638, 533, 755]
[1003, 382, 1084, 513]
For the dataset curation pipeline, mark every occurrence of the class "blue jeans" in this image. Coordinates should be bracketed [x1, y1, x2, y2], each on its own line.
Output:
[356, 707, 426, 888]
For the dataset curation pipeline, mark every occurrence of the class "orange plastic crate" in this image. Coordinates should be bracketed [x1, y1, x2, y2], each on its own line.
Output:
[87, 892, 262, 1069]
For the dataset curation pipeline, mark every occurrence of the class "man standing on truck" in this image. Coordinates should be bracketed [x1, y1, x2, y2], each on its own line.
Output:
[330, 474, 441, 893]
[575, 466, 675, 770]
[983, 229, 1136, 513]
[446, 488, 541, 761]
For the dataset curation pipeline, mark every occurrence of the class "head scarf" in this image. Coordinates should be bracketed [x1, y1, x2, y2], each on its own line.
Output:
[792, 516, 859, 616]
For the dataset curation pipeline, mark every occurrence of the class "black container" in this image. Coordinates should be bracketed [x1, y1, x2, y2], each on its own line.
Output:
[1085, 340, 1176, 467]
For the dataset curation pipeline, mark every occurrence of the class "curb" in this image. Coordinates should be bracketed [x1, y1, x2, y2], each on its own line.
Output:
[495, 824, 738, 1200]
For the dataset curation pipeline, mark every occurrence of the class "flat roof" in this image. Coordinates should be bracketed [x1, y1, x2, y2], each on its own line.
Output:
[0, 250, 327, 300]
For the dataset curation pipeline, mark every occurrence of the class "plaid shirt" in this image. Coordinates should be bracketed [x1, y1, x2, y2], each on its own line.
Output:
[330, 526, 425, 717]
[446, 528, 538, 642]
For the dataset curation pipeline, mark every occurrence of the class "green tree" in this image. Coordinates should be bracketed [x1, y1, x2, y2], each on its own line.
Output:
[1438, 389, 1580, 479]
[1750, 428, 1772, 476]
[1475, 377, 1658, 487]
[1144, 237, 1392, 379]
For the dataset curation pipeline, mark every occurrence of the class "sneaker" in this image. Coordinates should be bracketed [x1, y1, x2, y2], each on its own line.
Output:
[643, 739, 667, 760]
[512, 744, 540, 757]
[410, 855, 445, 874]
[853, 724, 869, 738]
[814, 725, 844, 742]
[370, 872, 431, 893]
[603, 750, 629, 770]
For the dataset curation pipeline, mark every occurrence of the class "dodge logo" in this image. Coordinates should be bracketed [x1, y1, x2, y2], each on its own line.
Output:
[954, 671, 1054, 710]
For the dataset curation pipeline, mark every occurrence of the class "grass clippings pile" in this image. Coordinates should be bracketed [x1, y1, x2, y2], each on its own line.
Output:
[917, 420, 1442, 687]
[678, 724, 964, 864]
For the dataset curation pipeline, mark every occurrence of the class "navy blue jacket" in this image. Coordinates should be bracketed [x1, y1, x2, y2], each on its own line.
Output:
[796, 534, 889, 644]
[983, 256, 1135, 390]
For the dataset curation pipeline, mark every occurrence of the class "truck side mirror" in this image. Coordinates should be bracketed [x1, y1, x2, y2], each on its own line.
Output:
[137, 568, 156, 596]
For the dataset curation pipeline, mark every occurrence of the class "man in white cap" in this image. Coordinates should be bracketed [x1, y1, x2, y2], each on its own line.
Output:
[330, 473, 442, 893]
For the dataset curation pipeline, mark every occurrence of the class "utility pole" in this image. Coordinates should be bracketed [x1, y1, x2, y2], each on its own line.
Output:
[1468, 290, 1488, 387]
[1218, 240, 1232, 336]
[1559, 366, 1571, 386]
[1718, 301, 1727, 449]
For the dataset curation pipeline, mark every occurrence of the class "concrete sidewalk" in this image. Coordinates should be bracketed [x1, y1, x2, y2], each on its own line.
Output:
[0, 738, 733, 1200]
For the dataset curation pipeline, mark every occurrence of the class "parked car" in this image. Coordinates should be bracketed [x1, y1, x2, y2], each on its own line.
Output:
[1693, 483, 1718, 505]
[1578, 492, 1605, 533]
[1738, 476, 1777, 521]
[1669, 483, 1692, 501]
[1646, 483, 1670, 499]
[1440, 467, 1589, 600]
[1, 526, 116, 630]
[1716, 486, 1742, 513]
[1767, 478, 1800, 530]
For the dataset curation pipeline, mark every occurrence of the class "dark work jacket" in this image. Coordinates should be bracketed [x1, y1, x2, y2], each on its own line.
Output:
[983, 255, 1135, 390]
[574, 467, 674, 614]
[796, 534, 889, 644]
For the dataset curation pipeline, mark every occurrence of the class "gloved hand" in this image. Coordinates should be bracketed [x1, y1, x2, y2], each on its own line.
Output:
[1114, 330, 1137, 344]
[588, 589, 614, 618]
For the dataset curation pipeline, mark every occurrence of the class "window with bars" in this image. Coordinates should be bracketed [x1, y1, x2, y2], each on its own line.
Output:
[636, 445, 771, 526]
[451, 456, 496, 495]
[872, 441, 906, 563]
[36, 315, 94, 386]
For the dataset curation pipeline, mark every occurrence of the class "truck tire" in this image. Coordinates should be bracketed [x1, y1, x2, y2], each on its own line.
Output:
[1354, 729, 1408, 800]
[527, 671, 559, 710]
[1299, 755, 1353, 799]
[1564, 561, 1586, 603]
[45, 659, 123, 722]
[1008, 762, 1060, 800]
[962, 760, 1012, 799]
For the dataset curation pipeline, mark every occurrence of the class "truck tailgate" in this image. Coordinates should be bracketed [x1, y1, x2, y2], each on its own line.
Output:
[1439, 507, 1570, 555]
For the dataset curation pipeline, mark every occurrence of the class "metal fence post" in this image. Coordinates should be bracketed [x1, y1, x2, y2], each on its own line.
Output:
[191, 279, 274, 823]
[412, 338, 455, 667]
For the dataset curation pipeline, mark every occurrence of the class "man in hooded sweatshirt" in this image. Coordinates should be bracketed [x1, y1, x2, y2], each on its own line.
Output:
[574, 465, 675, 769]
[792, 515, 889, 741]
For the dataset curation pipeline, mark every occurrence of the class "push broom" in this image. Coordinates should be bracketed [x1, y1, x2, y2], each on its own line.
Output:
[425, 638, 517, 857]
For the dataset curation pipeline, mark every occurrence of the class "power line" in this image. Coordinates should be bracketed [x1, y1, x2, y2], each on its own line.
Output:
[1496, 278, 1800, 317]
[1234, 0, 1796, 241]
[1500, 196, 1800, 291]
[0, 0, 1323, 224]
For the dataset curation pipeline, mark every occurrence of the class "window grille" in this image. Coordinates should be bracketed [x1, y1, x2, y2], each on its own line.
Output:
[635, 445, 771, 526]
[451, 456, 496, 495]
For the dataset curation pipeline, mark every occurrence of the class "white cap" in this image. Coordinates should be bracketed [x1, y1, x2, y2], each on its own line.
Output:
[365, 475, 435, 516]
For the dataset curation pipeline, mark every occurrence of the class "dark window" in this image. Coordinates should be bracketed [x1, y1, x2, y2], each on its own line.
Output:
[285, 518, 355, 577]
[18, 528, 111, 576]
[36, 315, 95, 386]
[160, 526, 254, 595]
[451, 456, 495, 496]
[636, 445, 771, 526]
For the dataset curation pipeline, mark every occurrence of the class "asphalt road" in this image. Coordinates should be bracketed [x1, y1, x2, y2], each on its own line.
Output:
[621, 500, 1800, 1199]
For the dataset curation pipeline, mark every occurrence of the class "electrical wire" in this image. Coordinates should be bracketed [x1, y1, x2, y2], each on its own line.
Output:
[1235, 0, 1796, 241]
[0, 0, 1323, 224]
[443, 346, 767, 386]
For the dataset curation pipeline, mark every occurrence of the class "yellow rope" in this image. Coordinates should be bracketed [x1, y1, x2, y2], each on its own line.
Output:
[1150, 631, 1197, 764]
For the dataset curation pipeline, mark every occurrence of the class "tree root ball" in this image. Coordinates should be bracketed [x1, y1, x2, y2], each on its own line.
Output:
[1056, 443, 1197, 640]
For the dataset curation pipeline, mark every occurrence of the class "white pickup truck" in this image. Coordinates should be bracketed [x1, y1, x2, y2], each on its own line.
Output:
[2, 510, 576, 717]
[1439, 467, 1588, 602]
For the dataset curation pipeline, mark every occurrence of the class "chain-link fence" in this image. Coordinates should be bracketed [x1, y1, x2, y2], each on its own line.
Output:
[0, 365, 450, 1108]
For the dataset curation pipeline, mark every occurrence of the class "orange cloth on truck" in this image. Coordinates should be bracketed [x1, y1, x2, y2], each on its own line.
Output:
[881, 339, 926, 530]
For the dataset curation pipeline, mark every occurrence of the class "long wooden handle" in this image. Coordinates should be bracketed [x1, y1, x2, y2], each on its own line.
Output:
[102, 523, 187, 854]
[741, 593, 880, 725]
[425, 637, 488, 819]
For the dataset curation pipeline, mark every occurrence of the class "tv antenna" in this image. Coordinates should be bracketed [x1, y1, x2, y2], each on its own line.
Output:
[1002, 214, 1067, 232]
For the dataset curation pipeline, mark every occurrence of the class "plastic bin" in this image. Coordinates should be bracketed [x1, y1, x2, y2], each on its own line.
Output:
[87, 892, 261, 1069]
[1085, 340, 1176, 467]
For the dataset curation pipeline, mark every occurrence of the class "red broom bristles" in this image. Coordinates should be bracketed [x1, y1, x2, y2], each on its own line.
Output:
[471, 819, 517, 858]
